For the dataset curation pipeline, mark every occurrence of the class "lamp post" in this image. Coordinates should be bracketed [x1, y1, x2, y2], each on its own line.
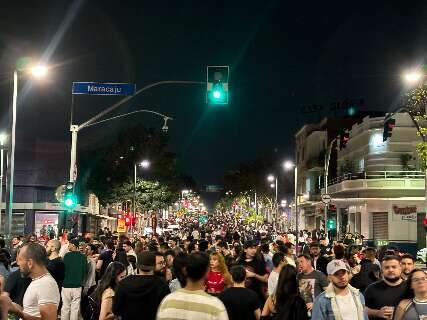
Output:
[5, 64, 48, 237]
[133, 159, 150, 235]
[0, 133, 6, 233]
[267, 175, 278, 228]
[284, 160, 299, 253]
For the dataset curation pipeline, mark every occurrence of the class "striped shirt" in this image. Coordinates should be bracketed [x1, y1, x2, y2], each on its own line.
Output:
[156, 288, 229, 320]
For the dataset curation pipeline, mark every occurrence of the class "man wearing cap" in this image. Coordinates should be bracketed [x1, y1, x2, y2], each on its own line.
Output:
[312, 259, 368, 320]
[113, 250, 170, 320]
[235, 240, 268, 305]
[61, 238, 88, 320]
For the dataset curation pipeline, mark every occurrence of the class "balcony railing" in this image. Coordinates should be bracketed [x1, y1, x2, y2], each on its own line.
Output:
[325, 170, 424, 187]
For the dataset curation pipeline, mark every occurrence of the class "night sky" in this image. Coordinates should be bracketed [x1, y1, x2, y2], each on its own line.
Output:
[1, 1, 426, 188]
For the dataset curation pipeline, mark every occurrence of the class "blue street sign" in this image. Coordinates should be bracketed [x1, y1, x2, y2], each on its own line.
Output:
[72, 82, 136, 96]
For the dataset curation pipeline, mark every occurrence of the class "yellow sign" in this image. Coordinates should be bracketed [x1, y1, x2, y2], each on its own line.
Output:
[117, 218, 127, 233]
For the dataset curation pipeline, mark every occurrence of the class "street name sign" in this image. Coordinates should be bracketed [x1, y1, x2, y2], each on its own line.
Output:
[321, 194, 332, 204]
[72, 82, 136, 96]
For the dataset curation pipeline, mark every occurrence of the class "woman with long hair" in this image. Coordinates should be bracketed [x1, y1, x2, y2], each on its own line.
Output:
[90, 262, 126, 320]
[262, 265, 308, 320]
[206, 252, 232, 294]
[113, 248, 134, 275]
[394, 269, 427, 320]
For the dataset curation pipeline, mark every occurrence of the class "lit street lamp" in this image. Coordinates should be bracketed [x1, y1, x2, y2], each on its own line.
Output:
[403, 70, 423, 85]
[133, 159, 151, 235]
[283, 160, 299, 253]
[6, 63, 49, 237]
[266, 174, 278, 229]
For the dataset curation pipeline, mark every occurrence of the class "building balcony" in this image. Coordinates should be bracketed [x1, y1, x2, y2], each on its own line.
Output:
[322, 170, 424, 196]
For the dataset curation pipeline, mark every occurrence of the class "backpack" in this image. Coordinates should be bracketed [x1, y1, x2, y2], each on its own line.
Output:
[84, 295, 100, 320]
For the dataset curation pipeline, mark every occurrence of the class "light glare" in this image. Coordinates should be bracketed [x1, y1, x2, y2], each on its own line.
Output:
[30, 65, 48, 78]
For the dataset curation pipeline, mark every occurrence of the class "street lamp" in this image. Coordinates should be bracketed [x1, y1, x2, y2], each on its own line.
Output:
[403, 71, 423, 85]
[266, 174, 278, 229]
[0, 133, 7, 232]
[6, 63, 49, 237]
[133, 159, 151, 235]
[283, 160, 299, 253]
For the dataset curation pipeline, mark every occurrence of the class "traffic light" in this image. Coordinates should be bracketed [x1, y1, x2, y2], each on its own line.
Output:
[207, 66, 229, 105]
[327, 219, 336, 230]
[424, 217, 427, 232]
[124, 214, 131, 227]
[63, 181, 77, 210]
[339, 130, 350, 150]
[383, 118, 396, 142]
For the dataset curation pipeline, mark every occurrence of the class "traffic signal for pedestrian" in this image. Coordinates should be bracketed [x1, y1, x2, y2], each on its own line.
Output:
[207, 66, 229, 105]
[339, 130, 350, 150]
[383, 118, 396, 142]
[327, 219, 336, 230]
[63, 181, 77, 210]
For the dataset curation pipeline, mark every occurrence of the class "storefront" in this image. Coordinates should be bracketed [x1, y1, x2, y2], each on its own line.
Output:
[35, 211, 60, 239]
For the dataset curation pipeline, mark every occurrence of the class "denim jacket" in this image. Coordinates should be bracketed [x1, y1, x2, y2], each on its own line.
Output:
[311, 283, 369, 320]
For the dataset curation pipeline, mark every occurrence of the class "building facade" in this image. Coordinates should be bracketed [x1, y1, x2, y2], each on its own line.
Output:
[324, 113, 425, 252]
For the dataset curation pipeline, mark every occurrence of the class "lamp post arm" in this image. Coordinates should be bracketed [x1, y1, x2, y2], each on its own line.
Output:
[79, 80, 203, 130]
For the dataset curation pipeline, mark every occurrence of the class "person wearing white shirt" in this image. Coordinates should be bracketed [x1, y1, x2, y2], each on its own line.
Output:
[267, 252, 286, 296]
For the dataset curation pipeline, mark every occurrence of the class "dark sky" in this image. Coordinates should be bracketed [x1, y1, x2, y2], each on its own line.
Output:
[1, 1, 426, 187]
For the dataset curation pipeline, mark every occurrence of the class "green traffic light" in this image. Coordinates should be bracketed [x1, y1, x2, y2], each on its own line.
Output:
[213, 90, 221, 99]
[65, 198, 74, 207]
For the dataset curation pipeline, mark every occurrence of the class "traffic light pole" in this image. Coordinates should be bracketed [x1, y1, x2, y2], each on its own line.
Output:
[324, 138, 337, 239]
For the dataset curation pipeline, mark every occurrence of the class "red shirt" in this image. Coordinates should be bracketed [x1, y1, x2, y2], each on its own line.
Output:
[206, 271, 225, 293]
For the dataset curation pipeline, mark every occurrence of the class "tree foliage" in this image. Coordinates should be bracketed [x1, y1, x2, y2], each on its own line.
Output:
[79, 125, 195, 207]
[404, 82, 427, 170]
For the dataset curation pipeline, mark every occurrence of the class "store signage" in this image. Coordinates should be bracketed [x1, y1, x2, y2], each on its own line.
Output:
[117, 219, 127, 233]
[392, 205, 417, 215]
[392, 205, 417, 221]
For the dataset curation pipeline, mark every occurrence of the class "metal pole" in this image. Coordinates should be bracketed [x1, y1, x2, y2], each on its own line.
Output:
[324, 138, 336, 238]
[0, 147, 3, 234]
[69, 126, 78, 182]
[275, 177, 278, 230]
[5, 71, 18, 237]
[133, 163, 137, 236]
[295, 166, 299, 255]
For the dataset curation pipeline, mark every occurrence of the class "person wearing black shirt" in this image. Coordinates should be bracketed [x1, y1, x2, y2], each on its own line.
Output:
[113, 251, 170, 320]
[96, 241, 114, 279]
[236, 240, 268, 305]
[219, 265, 260, 320]
[46, 240, 65, 290]
[309, 242, 329, 275]
[3, 269, 31, 307]
[364, 255, 407, 320]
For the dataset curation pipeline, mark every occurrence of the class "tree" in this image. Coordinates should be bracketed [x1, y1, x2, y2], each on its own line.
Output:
[109, 179, 176, 211]
[404, 83, 427, 169]
[79, 125, 193, 206]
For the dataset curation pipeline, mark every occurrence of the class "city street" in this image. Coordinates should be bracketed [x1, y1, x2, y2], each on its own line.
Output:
[0, 1, 426, 320]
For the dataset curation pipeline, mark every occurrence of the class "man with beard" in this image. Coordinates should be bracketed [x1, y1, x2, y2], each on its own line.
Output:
[312, 259, 368, 320]
[309, 242, 330, 275]
[364, 255, 406, 320]
[400, 254, 415, 280]
[154, 252, 172, 282]
[0, 243, 60, 319]
[46, 239, 65, 290]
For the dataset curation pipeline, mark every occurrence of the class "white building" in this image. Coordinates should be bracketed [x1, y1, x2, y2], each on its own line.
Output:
[324, 113, 425, 251]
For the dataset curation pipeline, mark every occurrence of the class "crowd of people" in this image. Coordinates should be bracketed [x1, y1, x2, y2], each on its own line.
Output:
[0, 216, 424, 320]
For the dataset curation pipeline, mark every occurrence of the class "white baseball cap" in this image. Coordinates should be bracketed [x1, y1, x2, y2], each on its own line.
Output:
[327, 259, 350, 275]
